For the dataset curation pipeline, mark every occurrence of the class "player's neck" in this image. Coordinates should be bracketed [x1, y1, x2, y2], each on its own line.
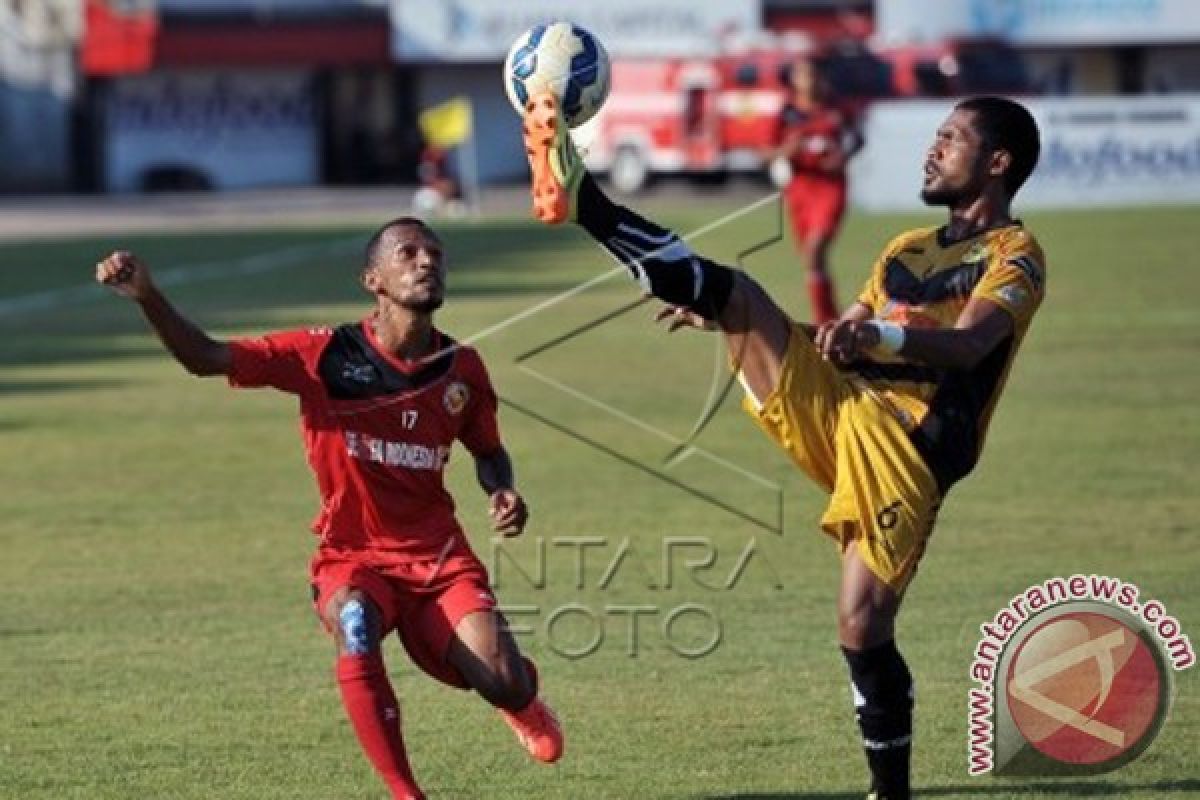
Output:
[370, 306, 436, 361]
[944, 190, 1012, 243]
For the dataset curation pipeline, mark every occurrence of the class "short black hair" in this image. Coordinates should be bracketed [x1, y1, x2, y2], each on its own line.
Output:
[364, 217, 439, 269]
[955, 95, 1040, 196]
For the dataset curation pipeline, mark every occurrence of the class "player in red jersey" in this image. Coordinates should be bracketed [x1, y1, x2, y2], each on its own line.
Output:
[95, 218, 563, 800]
[775, 56, 863, 324]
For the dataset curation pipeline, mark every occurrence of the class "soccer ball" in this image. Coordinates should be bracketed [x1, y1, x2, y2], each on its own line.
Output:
[503, 22, 611, 128]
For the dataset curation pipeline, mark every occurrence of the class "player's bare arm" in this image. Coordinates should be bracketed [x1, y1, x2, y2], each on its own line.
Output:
[95, 250, 232, 376]
[817, 296, 1014, 369]
[474, 446, 528, 536]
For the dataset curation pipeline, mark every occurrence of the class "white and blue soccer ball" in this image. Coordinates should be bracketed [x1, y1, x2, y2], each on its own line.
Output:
[503, 22, 611, 128]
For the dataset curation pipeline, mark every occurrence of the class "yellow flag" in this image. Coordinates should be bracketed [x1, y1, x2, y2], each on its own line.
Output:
[418, 96, 473, 148]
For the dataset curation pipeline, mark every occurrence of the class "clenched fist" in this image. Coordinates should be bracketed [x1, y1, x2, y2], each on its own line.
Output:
[95, 250, 153, 301]
[814, 319, 880, 364]
[489, 489, 529, 537]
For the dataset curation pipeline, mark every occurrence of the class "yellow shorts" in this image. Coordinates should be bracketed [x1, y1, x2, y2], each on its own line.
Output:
[742, 324, 941, 593]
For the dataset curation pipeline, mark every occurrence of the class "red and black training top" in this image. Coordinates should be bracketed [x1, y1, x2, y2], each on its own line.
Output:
[227, 318, 501, 562]
[776, 101, 856, 182]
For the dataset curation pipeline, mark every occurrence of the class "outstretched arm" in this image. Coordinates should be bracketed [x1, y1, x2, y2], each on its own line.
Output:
[473, 446, 529, 537]
[892, 299, 1012, 368]
[816, 296, 1014, 370]
[96, 251, 231, 376]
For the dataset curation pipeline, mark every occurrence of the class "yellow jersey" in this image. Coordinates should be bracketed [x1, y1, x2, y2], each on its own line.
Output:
[852, 221, 1046, 490]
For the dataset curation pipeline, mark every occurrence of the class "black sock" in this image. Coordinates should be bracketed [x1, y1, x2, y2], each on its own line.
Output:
[842, 640, 913, 800]
[575, 173, 733, 320]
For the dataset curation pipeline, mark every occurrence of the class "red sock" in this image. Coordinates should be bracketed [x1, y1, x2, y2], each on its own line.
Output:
[808, 272, 839, 325]
[336, 653, 425, 800]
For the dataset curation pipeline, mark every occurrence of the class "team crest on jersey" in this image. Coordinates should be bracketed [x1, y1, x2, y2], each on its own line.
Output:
[963, 242, 989, 264]
[443, 381, 469, 415]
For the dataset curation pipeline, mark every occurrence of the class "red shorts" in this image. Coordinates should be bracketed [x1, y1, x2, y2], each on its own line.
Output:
[785, 175, 847, 243]
[310, 544, 497, 689]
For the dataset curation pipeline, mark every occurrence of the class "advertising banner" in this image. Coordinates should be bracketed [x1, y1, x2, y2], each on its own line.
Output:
[104, 69, 319, 192]
[851, 96, 1200, 211]
[392, 0, 757, 61]
[877, 0, 1200, 45]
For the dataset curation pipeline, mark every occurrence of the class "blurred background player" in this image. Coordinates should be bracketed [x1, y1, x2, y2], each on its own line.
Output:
[774, 56, 863, 324]
[95, 218, 563, 800]
[412, 143, 465, 217]
[522, 91, 1043, 800]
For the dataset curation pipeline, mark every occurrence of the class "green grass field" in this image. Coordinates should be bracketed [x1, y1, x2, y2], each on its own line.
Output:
[1, 200, 1198, 800]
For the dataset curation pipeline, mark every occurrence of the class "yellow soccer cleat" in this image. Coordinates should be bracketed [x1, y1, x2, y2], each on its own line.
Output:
[522, 91, 584, 224]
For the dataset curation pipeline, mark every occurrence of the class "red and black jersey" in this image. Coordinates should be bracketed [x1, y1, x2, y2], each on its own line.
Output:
[776, 102, 856, 180]
[227, 318, 501, 562]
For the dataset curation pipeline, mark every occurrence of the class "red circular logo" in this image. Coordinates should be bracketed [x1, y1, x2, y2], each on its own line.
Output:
[442, 381, 469, 415]
[1006, 611, 1163, 766]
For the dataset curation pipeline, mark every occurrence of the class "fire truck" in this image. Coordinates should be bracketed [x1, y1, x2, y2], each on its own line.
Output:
[576, 34, 1027, 193]
[577, 39, 892, 193]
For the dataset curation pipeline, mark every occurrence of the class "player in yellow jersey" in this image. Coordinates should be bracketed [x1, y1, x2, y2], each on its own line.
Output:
[522, 92, 1043, 799]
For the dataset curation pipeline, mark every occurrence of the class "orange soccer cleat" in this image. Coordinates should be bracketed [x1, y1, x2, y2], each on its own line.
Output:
[522, 91, 584, 224]
[499, 696, 564, 763]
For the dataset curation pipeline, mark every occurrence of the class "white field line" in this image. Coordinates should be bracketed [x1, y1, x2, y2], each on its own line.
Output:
[0, 237, 360, 319]
[519, 364, 781, 492]
[3, 190, 780, 331]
